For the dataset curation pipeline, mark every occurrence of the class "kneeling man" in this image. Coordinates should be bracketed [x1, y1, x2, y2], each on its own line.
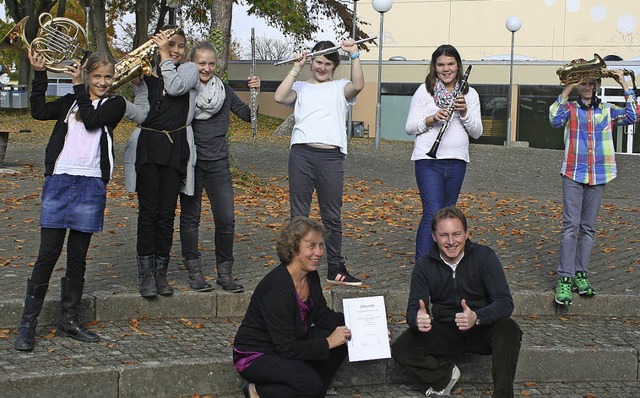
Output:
[392, 207, 522, 397]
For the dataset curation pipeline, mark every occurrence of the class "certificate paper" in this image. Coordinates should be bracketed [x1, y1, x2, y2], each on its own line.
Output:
[342, 295, 391, 362]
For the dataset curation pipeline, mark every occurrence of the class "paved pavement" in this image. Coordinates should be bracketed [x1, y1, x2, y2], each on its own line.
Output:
[1, 135, 640, 397]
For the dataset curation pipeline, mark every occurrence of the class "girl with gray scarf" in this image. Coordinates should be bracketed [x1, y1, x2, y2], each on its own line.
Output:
[179, 41, 261, 292]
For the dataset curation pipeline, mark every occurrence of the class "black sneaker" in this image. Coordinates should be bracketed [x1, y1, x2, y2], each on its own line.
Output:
[327, 263, 362, 286]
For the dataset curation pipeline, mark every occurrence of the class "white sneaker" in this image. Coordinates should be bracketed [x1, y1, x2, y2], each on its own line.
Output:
[425, 365, 461, 397]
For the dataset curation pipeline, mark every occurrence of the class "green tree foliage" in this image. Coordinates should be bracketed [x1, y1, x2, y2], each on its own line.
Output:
[246, 0, 366, 41]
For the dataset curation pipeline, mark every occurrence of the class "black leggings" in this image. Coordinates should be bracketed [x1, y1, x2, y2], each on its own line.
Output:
[30, 228, 93, 285]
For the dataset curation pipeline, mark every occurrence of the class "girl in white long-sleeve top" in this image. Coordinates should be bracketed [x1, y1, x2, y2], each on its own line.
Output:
[405, 44, 483, 261]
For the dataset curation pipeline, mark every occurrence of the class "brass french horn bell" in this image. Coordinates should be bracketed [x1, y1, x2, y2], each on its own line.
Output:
[0, 17, 30, 52]
[0, 13, 90, 73]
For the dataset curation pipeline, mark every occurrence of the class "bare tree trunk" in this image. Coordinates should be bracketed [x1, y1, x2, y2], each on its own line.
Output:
[210, 0, 233, 74]
[56, 0, 67, 17]
[88, 0, 113, 60]
[133, 0, 152, 48]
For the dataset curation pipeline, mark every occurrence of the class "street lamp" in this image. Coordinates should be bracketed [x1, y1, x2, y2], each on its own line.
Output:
[505, 16, 521, 146]
[372, 0, 393, 149]
[167, 0, 181, 26]
[347, 0, 359, 139]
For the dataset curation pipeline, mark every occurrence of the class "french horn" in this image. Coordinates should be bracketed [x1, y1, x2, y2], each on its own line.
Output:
[0, 13, 90, 74]
[557, 53, 637, 90]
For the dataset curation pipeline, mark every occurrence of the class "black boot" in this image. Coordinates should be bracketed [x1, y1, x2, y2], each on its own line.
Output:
[216, 261, 243, 293]
[14, 279, 49, 351]
[56, 277, 99, 343]
[155, 255, 174, 296]
[184, 258, 213, 292]
[137, 255, 157, 298]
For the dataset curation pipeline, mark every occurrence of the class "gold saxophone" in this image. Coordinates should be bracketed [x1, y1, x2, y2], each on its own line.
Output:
[557, 53, 637, 90]
[111, 26, 182, 91]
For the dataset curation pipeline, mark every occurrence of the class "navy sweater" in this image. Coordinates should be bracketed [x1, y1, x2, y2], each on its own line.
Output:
[406, 240, 514, 330]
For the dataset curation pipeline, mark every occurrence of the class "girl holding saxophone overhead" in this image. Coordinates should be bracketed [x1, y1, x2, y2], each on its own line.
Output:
[549, 69, 636, 307]
[405, 44, 483, 262]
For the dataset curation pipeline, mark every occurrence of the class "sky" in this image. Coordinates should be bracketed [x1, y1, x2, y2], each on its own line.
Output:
[232, 4, 342, 57]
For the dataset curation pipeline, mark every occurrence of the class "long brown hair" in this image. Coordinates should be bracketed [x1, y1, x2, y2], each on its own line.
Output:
[425, 44, 468, 96]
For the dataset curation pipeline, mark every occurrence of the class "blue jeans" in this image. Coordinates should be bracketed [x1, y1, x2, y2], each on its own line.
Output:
[558, 176, 605, 277]
[179, 158, 235, 263]
[414, 159, 467, 260]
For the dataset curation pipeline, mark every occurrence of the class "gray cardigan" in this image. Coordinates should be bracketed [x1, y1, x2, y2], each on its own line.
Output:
[124, 59, 199, 195]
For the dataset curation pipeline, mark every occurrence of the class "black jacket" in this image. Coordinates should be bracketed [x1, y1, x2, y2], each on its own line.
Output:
[30, 70, 126, 182]
[406, 240, 514, 330]
[234, 263, 344, 361]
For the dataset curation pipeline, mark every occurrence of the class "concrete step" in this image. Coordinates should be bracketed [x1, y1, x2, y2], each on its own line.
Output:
[1, 315, 638, 397]
[3, 289, 640, 329]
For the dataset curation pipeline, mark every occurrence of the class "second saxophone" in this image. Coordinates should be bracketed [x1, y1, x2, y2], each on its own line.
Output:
[426, 65, 472, 159]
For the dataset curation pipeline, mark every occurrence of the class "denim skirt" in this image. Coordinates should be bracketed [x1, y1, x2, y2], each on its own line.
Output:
[40, 174, 107, 233]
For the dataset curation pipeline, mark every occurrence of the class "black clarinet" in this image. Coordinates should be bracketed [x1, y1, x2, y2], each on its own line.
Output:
[426, 65, 473, 159]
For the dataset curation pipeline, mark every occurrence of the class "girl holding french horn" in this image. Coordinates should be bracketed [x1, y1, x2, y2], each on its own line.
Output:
[405, 44, 483, 262]
[15, 50, 126, 351]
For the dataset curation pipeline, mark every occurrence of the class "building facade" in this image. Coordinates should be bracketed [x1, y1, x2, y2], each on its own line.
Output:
[230, 0, 640, 153]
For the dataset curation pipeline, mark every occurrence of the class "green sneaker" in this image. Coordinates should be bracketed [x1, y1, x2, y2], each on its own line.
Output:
[573, 272, 595, 296]
[555, 277, 574, 305]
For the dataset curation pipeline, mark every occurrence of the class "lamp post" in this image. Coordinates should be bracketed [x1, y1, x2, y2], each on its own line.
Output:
[167, 0, 181, 25]
[372, 0, 393, 150]
[347, 0, 358, 139]
[505, 16, 521, 146]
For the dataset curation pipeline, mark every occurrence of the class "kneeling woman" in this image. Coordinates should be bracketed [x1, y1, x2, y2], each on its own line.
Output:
[233, 217, 351, 398]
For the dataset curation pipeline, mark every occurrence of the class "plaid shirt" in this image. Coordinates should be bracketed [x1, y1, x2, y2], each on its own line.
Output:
[549, 91, 637, 185]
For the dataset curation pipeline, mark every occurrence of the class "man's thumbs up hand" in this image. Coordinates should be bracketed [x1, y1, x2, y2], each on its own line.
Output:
[455, 299, 477, 331]
[416, 299, 432, 333]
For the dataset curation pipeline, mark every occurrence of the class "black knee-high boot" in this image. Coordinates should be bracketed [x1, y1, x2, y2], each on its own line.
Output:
[14, 279, 49, 351]
[56, 277, 99, 342]
[155, 255, 174, 296]
[137, 255, 157, 297]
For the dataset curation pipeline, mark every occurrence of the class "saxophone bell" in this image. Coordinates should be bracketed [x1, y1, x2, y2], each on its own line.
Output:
[110, 26, 182, 91]
[557, 53, 637, 90]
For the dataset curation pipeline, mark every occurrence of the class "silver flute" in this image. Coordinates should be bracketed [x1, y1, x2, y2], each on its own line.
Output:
[250, 28, 258, 138]
[273, 36, 377, 66]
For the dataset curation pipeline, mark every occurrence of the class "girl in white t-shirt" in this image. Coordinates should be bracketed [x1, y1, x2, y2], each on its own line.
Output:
[274, 39, 364, 287]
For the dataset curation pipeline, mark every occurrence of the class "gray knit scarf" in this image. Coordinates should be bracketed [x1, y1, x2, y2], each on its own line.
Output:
[194, 76, 226, 120]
